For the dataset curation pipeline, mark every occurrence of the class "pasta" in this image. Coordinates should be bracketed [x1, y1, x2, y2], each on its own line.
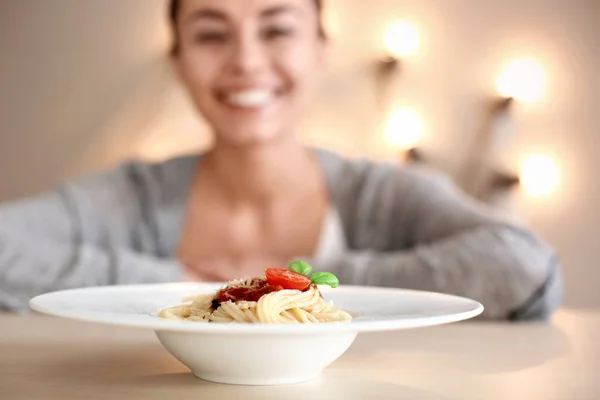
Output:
[158, 269, 352, 324]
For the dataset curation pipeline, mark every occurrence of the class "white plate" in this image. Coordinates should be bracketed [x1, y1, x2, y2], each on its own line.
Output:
[30, 283, 483, 333]
[30, 283, 483, 385]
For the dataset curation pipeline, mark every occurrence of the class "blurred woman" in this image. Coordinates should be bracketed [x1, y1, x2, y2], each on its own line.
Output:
[0, 0, 561, 319]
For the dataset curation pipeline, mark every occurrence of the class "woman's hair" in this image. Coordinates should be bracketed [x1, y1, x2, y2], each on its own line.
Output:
[169, 0, 326, 55]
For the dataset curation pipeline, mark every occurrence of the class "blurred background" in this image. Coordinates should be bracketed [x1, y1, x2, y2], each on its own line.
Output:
[0, 0, 598, 308]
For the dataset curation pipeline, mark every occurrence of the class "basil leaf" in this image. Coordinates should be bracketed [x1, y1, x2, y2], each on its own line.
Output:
[310, 272, 339, 288]
[289, 260, 313, 276]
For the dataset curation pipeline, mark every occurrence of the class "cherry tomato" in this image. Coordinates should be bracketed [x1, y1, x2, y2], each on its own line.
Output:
[265, 268, 311, 291]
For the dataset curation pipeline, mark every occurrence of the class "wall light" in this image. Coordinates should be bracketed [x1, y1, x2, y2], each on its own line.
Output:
[520, 154, 559, 197]
[375, 21, 420, 111]
[384, 21, 420, 59]
[496, 58, 545, 103]
[386, 108, 423, 153]
[376, 22, 422, 163]
[461, 58, 546, 197]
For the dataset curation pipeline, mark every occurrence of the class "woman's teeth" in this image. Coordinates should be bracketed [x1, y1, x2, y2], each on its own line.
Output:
[225, 90, 275, 108]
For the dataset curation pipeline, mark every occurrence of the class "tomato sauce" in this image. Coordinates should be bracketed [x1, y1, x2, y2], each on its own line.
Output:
[212, 279, 284, 309]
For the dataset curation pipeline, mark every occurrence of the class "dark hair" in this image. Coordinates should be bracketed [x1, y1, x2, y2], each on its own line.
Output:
[169, 0, 326, 55]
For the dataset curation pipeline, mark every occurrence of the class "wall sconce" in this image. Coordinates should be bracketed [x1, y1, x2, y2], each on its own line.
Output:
[460, 57, 548, 199]
[375, 21, 424, 163]
[385, 108, 425, 162]
[384, 21, 420, 59]
[487, 153, 559, 198]
[496, 58, 545, 103]
[375, 21, 420, 111]
[520, 154, 559, 197]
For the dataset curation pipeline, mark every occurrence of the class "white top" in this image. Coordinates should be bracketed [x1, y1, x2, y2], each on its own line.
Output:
[312, 208, 348, 267]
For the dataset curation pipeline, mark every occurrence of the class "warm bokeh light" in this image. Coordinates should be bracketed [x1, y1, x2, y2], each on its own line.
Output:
[520, 154, 559, 197]
[383, 21, 419, 58]
[496, 58, 545, 103]
[321, 3, 341, 39]
[385, 108, 423, 150]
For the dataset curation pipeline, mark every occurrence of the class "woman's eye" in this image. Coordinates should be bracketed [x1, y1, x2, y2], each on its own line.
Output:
[194, 32, 229, 44]
[262, 27, 294, 40]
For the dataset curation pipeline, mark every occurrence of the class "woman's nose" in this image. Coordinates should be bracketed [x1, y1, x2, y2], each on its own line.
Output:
[227, 33, 268, 77]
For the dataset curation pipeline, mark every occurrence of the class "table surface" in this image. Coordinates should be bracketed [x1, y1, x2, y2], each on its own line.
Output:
[1, 309, 598, 400]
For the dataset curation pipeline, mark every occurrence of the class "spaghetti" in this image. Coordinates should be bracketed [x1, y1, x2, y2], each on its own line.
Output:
[158, 268, 352, 324]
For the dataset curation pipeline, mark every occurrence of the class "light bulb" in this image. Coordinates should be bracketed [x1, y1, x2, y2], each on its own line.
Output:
[386, 108, 423, 150]
[384, 21, 419, 58]
[520, 154, 559, 197]
[496, 58, 545, 103]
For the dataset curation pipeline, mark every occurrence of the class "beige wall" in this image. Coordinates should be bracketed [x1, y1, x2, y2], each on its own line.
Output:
[1, 0, 598, 307]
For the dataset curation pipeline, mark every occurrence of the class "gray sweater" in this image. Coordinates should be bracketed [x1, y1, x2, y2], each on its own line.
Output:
[0, 149, 562, 319]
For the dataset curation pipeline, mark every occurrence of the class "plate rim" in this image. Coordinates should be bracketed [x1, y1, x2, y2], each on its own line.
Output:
[29, 283, 484, 335]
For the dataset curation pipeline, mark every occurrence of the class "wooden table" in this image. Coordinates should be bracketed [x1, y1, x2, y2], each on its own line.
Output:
[1, 309, 598, 399]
